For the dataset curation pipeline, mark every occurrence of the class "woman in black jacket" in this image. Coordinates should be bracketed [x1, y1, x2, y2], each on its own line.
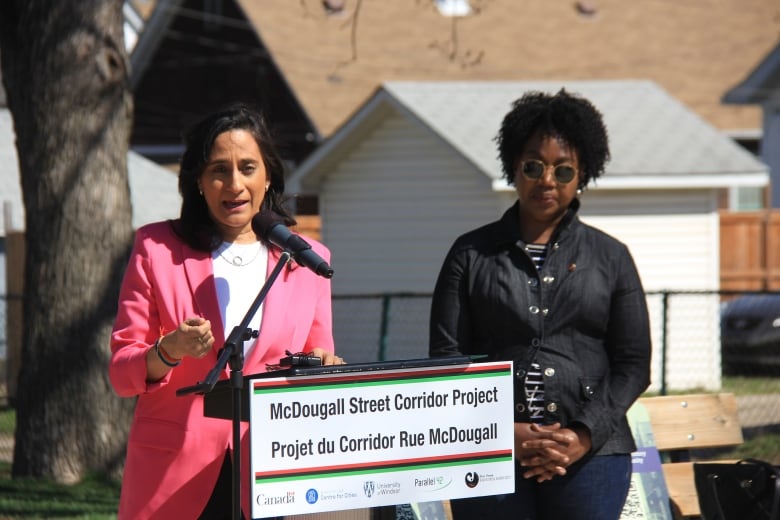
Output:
[429, 89, 652, 520]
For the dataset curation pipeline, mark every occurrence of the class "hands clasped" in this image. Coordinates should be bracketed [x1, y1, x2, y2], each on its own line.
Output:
[516, 422, 592, 483]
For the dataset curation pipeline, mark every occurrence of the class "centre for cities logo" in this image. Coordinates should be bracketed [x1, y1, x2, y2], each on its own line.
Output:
[364, 481, 376, 498]
[464, 471, 480, 488]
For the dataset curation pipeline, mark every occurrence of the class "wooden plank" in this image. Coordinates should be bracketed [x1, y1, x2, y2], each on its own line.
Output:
[638, 394, 743, 451]
[639, 394, 744, 518]
[661, 462, 698, 518]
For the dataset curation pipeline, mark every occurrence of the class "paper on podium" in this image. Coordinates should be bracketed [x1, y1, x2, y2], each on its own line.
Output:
[244, 358, 515, 518]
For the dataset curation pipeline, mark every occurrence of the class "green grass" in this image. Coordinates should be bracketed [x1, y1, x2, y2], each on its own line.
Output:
[722, 375, 780, 395]
[0, 406, 120, 519]
[0, 407, 14, 435]
[728, 434, 780, 464]
[0, 461, 119, 519]
[722, 375, 780, 464]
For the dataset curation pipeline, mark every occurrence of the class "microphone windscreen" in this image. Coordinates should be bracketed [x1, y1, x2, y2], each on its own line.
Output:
[251, 210, 282, 239]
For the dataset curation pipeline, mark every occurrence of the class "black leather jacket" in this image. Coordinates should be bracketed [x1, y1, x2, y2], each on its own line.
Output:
[429, 200, 651, 455]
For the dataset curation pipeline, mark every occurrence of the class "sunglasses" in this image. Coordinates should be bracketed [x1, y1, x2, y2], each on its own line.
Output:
[518, 160, 577, 184]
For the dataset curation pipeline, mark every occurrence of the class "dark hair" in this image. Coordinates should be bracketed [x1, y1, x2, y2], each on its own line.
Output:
[176, 103, 296, 251]
[496, 89, 610, 190]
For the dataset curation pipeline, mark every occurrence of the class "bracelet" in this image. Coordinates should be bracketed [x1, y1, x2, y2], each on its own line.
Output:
[154, 336, 181, 368]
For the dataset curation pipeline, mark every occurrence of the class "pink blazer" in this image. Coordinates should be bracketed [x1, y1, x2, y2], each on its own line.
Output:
[109, 221, 334, 520]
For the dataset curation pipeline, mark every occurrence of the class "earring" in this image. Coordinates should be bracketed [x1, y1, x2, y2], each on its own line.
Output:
[199, 190, 203, 196]
[265, 184, 270, 192]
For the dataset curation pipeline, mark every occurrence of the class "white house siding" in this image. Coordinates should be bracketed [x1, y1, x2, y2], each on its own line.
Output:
[320, 114, 507, 362]
[579, 189, 721, 391]
[320, 113, 504, 295]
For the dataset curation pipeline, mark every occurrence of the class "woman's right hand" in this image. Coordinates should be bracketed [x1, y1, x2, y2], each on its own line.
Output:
[146, 317, 214, 382]
[162, 317, 214, 360]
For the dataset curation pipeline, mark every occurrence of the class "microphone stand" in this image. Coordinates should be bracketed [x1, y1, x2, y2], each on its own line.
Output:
[177, 250, 292, 520]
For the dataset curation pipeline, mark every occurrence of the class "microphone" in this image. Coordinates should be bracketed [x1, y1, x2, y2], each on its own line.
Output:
[251, 211, 334, 279]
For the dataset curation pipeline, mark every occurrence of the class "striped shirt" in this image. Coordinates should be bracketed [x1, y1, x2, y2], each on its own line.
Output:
[525, 243, 547, 424]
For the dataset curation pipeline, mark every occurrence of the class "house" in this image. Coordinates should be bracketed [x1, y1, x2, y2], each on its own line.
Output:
[128, 0, 319, 167]
[236, 0, 779, 141]
[288, 79, 770, 391]
[724, 42, 780, 207]
[127, 0, 780, 168]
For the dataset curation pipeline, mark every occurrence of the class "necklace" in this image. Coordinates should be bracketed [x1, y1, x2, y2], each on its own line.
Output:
[216, 241, 263, 267]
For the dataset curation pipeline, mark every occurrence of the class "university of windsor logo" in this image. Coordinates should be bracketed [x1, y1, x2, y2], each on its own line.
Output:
[364, 480, 376, 498]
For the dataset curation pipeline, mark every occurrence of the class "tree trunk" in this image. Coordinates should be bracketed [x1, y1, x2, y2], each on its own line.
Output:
[0, 0, 135, 483]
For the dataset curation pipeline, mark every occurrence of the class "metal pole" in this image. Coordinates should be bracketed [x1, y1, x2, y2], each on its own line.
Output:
[661, 291, 669, 395]
[378, 294, 391, 361]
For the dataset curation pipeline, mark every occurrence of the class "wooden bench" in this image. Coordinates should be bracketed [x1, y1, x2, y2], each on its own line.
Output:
[637, 393, 744, 519]
[294, 393, 744, 520]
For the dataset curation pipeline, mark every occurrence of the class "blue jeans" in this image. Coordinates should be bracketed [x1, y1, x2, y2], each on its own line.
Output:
[450, 454, 632, 520]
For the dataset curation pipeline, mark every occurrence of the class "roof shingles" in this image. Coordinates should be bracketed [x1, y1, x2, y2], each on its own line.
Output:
[238, 0, 780, 137]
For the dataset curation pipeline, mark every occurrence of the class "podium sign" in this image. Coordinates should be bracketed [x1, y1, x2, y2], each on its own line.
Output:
[248, 361, 515, 518]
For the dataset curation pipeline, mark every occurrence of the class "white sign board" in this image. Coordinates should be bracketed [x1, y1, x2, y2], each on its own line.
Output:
[248, 361, 515, 518]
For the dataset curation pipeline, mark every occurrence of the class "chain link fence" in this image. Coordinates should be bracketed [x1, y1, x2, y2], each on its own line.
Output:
[1, 290, 778, 466]
[332, 290, 780, 431]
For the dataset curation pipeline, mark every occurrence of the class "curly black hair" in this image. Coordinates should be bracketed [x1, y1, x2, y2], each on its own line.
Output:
[175, 102, 296, 251]
[496, 89, 610, 190]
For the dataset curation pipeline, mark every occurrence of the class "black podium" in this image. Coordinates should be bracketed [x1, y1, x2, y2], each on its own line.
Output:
[202, 355, 476, 519]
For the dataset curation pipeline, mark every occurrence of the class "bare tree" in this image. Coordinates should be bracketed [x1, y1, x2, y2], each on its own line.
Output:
[0, 0, 135, 483]
[299, 0, 490, 75]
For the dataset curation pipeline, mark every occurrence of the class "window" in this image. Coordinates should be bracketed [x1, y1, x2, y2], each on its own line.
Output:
[732, 186, 765, 211]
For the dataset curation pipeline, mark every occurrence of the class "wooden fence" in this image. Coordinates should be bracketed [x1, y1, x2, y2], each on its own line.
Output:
[720, 210, 780, 291]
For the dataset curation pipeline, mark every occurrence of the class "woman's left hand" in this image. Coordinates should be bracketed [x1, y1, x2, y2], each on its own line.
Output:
[311, 347, 345, 365]
[559, 423, 592, 465]
[520, 423, 593, 482]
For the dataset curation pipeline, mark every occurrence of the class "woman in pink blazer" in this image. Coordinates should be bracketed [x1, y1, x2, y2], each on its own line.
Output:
[109, 104, 340, 520]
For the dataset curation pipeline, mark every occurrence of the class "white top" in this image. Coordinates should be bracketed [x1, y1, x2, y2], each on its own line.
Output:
[211, 240, 269, 355]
